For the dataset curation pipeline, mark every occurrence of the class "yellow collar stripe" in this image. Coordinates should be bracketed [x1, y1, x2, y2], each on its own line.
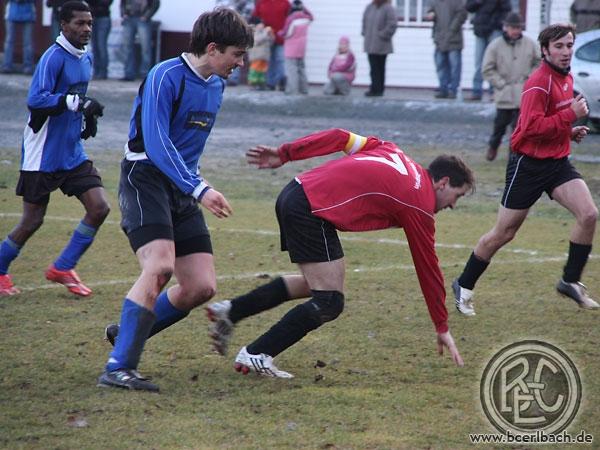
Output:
[344, 132, 367, 155]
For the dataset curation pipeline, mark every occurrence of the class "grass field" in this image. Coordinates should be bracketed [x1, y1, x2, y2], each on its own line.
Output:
[0, 144, 599, 450]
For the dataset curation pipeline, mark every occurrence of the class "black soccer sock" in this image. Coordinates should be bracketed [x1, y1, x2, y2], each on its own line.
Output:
[229, 277, 291, 323]
[246, 290, 344, 357]
[457, 252, 490, 290]
[562, 241, 592, 283]
[246, 303, 322, 357]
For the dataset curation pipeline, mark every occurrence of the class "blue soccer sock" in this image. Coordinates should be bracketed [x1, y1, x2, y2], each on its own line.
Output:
[106, 299, 156, 372]
[54, 221, 97, 271]
[0, 237, 22, 275]
[149, 291, 189, 338]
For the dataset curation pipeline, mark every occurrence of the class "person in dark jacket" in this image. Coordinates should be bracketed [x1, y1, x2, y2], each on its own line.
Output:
[119, 0, 160, 81]
[3, 0, 36, 74]
[427, 0, 468, 99]
[465, 0, 511, 100]
[88, 0, 113, 79]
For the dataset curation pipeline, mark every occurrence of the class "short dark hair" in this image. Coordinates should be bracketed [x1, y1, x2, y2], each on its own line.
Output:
[59, 1, 91, 23]
[427, 155, 475, 192]
[538, 23, 576, 56]
[189, 8, 254, 56]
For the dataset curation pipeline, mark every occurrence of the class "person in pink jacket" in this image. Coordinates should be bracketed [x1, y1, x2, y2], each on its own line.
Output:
[323, 36, 356, 96]
[278, 0, 313, 95]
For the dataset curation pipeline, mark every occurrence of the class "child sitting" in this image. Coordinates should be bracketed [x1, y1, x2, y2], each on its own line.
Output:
[323, 36, 356, 96]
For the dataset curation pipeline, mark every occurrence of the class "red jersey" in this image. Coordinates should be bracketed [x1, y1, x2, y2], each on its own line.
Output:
[278, 128, 448, 333]
[510, 60, 577, 159]
[253, 0, 291, 45]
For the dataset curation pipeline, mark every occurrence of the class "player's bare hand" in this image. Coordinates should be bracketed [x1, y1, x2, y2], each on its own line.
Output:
[437, 331, 464, 367]
[571, 125, 589, 143]
[200, 189, 232, 219]
[570, 94, 589, 119]
[246, 145, 283, 169]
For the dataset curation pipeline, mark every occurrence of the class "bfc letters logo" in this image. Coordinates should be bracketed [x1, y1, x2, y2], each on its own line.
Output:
[480, 340, 581, 435]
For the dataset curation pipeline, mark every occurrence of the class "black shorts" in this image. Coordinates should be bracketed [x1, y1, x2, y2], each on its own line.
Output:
[275, 179, 344, 264]
[119, 159, 212, 256]
[15, 160, 103, 205]
[501, 153, 582, 210]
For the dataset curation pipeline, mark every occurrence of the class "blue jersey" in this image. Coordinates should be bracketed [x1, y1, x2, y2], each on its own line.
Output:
[125, 54, 225, 198]
[22, 34, 92, 172]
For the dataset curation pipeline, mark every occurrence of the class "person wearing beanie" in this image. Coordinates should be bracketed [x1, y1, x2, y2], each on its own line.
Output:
[323, 36, 356, 96]
[465, 0, 511, 101]
[278, 0, 313, 95]
[481, 12, 539, 161]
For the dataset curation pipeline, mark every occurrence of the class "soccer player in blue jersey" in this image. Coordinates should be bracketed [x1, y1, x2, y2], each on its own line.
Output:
[0, 1, 109, 298]
[97, 8, 254, 391]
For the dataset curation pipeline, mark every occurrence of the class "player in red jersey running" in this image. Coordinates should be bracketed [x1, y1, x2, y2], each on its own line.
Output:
[453, 23, 599, 316]
[205, 128, 474, 378]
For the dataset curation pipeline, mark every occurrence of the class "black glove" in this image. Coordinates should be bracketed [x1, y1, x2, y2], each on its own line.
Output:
[80, 96, 104, 117]
[81, 114, 98, 139]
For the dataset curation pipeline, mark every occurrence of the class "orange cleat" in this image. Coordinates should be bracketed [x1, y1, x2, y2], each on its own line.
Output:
[45, 265, 92, 297]
[0, 274, 20, 296]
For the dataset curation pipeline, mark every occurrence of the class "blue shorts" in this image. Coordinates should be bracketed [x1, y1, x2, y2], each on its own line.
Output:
[119, 159, 212, 256]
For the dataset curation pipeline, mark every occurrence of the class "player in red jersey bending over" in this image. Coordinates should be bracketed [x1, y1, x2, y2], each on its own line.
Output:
[206, 128, 474, 378]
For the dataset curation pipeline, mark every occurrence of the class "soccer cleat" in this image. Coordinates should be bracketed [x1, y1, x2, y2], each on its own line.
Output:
[97, 368, 159, 392]
[45, 265, 92, 297]
[205, 300, 234, 356]
[0, 274, 20, 296]
[104, 323, 119, 346]
[453, 279, 476, 316]
[556, 279, 600, 310]
[233, 346, 294, 379]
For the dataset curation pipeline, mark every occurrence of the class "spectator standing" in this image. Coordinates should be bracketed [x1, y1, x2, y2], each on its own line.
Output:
[465, 0, 511, 101]
[279, 0, 312, 95]
[88, 0, 113, 79]
[248, 18, 273, 90]
[2, 0, 36, 74]
[362, 0, 397, 97]
[323, 36, 356, 96]
[427, 0, 468, 99]
[47, 0, 68, 42]
[253, 0, 290, 91]
[482, 12, 539, 161]
[119, 0, 160, 81]
[570, 0, 600, 33]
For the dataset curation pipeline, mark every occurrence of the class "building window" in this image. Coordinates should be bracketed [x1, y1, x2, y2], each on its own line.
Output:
[395, 0, 434, 26]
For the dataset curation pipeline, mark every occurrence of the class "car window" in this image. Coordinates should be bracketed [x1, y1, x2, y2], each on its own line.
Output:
[576, 39, 600, 63]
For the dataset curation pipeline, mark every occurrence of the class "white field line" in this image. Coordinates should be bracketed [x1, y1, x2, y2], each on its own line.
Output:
[15, 257, 574, 293]
[0, 212, 597, 293]
[3, 213, 588, 258]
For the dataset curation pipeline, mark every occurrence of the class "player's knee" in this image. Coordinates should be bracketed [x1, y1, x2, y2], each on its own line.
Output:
[579, 207, 598, 230]
[188, 283, 217, 307]
[306, 290, 345, 325]
[21, 216, 44, 234]
[89, 201, 110, 223]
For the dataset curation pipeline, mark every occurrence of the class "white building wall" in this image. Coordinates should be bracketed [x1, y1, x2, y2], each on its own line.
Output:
[43, 0, 574, 88]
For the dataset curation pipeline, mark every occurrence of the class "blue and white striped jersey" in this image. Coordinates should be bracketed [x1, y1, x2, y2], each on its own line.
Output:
[22, 34, 92, 172]
[125, 54, 225, 199]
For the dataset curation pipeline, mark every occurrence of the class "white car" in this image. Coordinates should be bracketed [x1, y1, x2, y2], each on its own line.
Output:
[572, 29, 600, 130]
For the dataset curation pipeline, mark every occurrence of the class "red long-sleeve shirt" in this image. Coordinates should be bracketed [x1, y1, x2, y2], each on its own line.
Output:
[253, 0, 291, 45]
[278, 128, 449, 333]
[510, 60, 577, 159]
